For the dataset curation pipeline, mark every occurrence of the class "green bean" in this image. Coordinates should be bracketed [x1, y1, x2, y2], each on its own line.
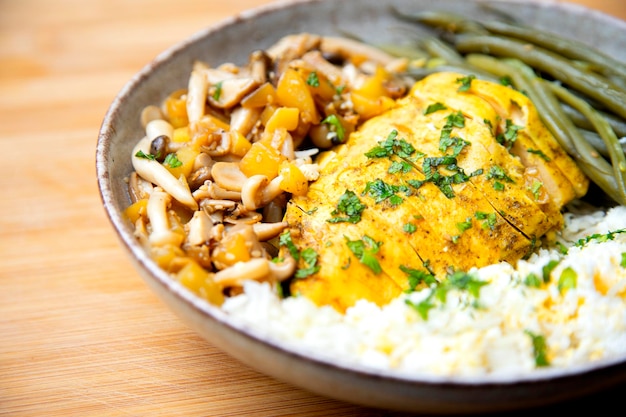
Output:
[454, 34, 626, 120]
[561, 104, 626, 138]
[394, 9, 626, 81]
[390, 9, 487, 35]
[478, 20, 626, 80]
[579, 129, 626, 159]
[545, 80, 626, 205]
[466, 54, 625, 204]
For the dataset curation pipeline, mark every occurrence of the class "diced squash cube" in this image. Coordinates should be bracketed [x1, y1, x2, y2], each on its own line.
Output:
[172, 126, 190, 143]
[353, 66, 389, 100]
[279, 161, 308, 196]
[241, 82, 278, 108]
[177, 259, 225, 305]
[212, 233, 251, 268]
[164, 146, 199, 179]
[150, 244, 185, 271]
[350, 92, 395, 120]
[229, 130, 252, 157]
[276, 68, 320, 124]
[124, 198, 148, 223]
[239, 141, 285, 179]
[265, 107, 300, 132]
[164, 89, 189, 128]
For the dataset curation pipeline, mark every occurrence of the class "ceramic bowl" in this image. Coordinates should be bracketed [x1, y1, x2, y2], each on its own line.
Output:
[96, 0, 626, 413]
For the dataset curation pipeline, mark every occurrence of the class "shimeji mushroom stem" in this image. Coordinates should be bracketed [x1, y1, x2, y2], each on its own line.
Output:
[132, 136, 198, 210]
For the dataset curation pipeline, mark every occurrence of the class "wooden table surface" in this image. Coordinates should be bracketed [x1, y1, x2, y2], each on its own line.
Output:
[2, 0, 625, 415]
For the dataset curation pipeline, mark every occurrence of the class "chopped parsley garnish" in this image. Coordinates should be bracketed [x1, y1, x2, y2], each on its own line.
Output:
[365, 129, 416, 159]
[524, 272, 542, 288]
[388, 160, 413, 174]
[400, 265, 438, 291]
[574, 228, 626, 247]
[345, 235, 382, 274]
[306, 71, 320, 87]
[439, 111, 468, 157]
[279, 230, 300, 261]
[496, 119, 523, 150]
[475, 211, 497, 230]
[363, 179, 408, 206]
[135, 150, 156, 160]
[163, 153, 182, 168]
[542, 259, 560, 283]
[405, 269, 487, 320]
[527, 148, 551, 161]
[557, 267, 577, 294]
[525, 330, 550, 367]
[424, 102, 447, 115]
[456, 217, 473, 233]
[486, 165, 514, 191]
[499, 75, 513, 87]
[295, 248, 321, 278]
[529, 181, 543, 200]
[403, 222, 417, 234]
[212, 81, 223, 101]
[327, 190, 366, 224]
[321, 114, 346, 143]
[278, 231, 320, 278]
[409, 156, 482, 199]
[456, 74, 476, 92]
[621, 252, 626, 268]
[447, 270, 488, 298]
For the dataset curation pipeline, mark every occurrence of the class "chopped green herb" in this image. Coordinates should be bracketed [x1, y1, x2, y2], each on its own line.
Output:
[327, 190, 366, 224]
[524, 272, 542, 288]
[403, 223, 417, 234]
[365, 129, 416, 159]
[475, 211, 497, 230]
[527, 148, 551, 161]
[363, 179, 407, 206]
[345, 235, 382, 274]
[575, 228, 626, 247]
[295, 248, 320, 278]
[525, 330, 550, 367]
[212, 81, 223, 101]
[424, 102, 447, 115]
[529, 181, 543, 200]
[555, 241, 568, 255]
[456, 217, 473, 233]
[279, 230, 300, 261]
[321, 114, 346, 143]
[558, 267, 577, 294]
[447, 270, 487, 298]
[135, 150, 156, 160]
[400, 265, 438, 291]
[388, 160, 413, 174]
[621, 252, 626, 268]
[500, 75, 513, 87]
[306, 71, 320, 87]
[542, 260, 560, 283]
[456, 74, 476, 92]
[405, 297, 435, 320]
[163, 153, 182, 168]
[486, 165, 515, 183]
[496, 119, 523, 150]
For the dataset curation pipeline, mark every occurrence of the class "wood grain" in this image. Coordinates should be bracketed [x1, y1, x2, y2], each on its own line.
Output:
[1, 0, 625, 415]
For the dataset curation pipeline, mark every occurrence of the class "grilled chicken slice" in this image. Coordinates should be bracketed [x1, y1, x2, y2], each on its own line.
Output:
[283, 72, 588, 312]
[409, 72, 588, 206]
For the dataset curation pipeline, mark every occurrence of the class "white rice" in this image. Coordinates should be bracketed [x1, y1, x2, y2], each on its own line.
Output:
[221, 204, 626, 377]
